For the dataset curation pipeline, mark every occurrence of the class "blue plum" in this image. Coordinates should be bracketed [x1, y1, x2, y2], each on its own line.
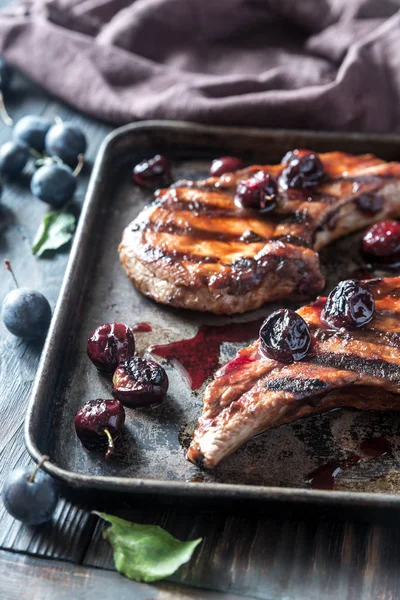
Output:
[2, 465, 58, 525]
[0, 141, 30, 177]
[13, 115, 52, 153]
[2, 288, 52, 340]
[31, 163, 76, 207]
[45, 122, 87, 166]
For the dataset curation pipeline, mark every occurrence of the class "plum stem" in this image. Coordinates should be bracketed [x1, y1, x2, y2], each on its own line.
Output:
[104, 428, 114, 460]
[28, 455, 49, 483]
[73, 153, 84, 177]
[4, 259, 19, 288]
[54, 115, 63, 126]
[0, 92, 13, 126]
[35, 156, 63, 169]
[29, 147, 43, 160]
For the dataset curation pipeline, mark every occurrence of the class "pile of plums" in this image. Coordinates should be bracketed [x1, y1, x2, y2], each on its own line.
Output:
[0, 57, 87, 208]
[1, 115, 87, 207]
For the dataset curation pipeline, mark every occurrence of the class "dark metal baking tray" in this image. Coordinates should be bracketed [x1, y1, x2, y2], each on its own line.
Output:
[25, 121, 400, 512]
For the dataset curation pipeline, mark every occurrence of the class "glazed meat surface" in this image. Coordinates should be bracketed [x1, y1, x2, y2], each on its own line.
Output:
[187, 277, 400, 469]
[120, 151, 400, 314]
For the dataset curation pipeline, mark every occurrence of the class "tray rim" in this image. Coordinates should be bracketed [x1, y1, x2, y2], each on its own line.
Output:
[25, 119, 400, 508]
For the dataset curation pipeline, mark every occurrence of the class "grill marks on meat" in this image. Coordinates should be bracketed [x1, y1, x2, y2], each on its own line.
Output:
[119, 152, 400, 313]
[187, 277, 400, 469]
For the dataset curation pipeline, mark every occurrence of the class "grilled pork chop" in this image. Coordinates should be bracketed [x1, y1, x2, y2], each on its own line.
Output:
[120, 151, 400, 314]
[187, 277, 400, 469]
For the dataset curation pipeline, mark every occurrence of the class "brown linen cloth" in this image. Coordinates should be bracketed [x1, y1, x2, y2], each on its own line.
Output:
[0, 0, 399, 130]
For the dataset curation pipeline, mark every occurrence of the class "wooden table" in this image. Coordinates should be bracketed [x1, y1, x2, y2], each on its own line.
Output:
[1, 71, 400, 600]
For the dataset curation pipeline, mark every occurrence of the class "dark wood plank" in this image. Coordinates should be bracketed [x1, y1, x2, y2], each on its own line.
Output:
[84, 509, 400, 600]
[0, 549, 245, 600]
[0, 72, 111, 561]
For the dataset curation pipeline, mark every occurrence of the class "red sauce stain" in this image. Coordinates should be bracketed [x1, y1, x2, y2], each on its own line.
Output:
[306, 437, 392, 490]
[132, 322, 152, 332]
[305, 456, 361, 490]
[150, 319, 264, 390]
[360, 437, 392, 457]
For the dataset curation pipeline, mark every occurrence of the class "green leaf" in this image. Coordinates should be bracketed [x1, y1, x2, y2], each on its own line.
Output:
[94, 512, 202, 583]
[32, 211, 76, 257]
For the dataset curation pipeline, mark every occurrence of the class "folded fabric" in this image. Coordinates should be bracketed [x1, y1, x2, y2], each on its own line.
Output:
[0, 0, 399, 131]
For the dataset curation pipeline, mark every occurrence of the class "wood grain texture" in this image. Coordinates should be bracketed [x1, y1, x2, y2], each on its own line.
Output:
[0, 550, 245, 600]
[0, 73, 110, 562]
[84, 509, 400, 600]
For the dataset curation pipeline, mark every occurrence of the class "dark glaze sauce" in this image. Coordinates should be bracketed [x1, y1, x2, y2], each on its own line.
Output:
[132, 322, 153, 332]
[306, 437, 393, 489]
[187, 473, 205, 483]
[369, 254, 400, 271]
[150, 319, 264, 390]
[305, 456, 361, 490]
[135, 164, 393, 296]
[310, 296, 327, 313]
[359, 436, 392, 457]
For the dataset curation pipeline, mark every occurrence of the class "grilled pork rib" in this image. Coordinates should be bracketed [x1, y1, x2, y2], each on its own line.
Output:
[187, 277, 400, 469]
[120, 152, 400, 314]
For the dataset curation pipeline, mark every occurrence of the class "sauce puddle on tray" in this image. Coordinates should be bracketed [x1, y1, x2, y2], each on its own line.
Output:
[150, 318, 263, 390]
[306, 437, 393, 490]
